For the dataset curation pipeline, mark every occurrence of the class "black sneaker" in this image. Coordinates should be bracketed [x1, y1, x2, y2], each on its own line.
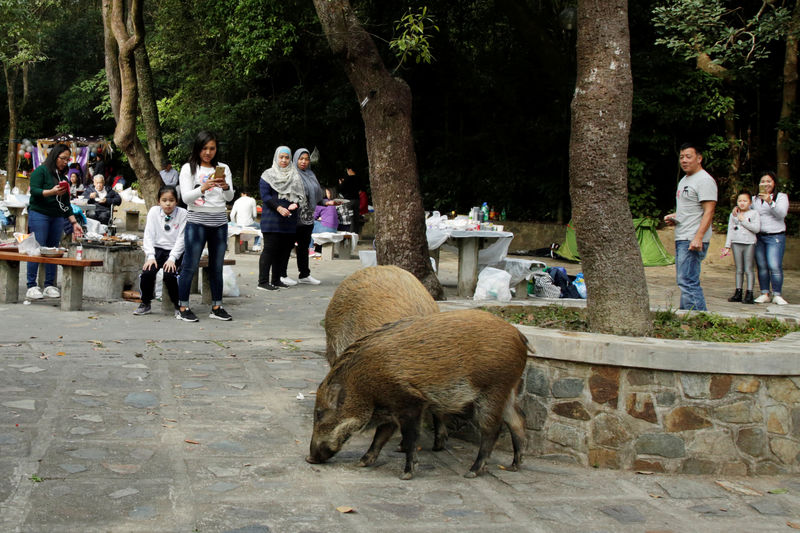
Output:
[177, 308, 199, 322]
[273, 280, 289, 288]
[133, 303, 151, 316]
[257, 283, 278, 291]
[209, 307, 232, 321]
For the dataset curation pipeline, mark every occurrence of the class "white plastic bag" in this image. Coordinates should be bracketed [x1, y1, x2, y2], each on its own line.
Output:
[473, 267, 512, 302]
[222, 265, 240, 297]
[15, 232, 41, 256]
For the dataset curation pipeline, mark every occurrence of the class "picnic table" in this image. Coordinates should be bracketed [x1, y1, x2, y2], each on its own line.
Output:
[0, 251, 103, 311]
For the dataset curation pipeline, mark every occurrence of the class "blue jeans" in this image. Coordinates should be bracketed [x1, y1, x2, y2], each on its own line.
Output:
[755, 233, 786, 295]
[178, 222, 228, 307]
[27, 210, 64, 288]
[310, 220, 337, 248]
[675, 240, 709, 311]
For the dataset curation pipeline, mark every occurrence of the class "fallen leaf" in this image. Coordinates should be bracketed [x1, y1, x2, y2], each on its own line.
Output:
[636, 471, 655, 475]
[648, 493, 663, 499]
[184, 439, 200, 444]
[498, 465, 507, 470]
[715, 480, 763, 496]
[336, 506, 356, 514]
[768, 488, 788, 494]
[294, 339, 302, 342]
[56, 352, 66, 356]
[164, 418, 177, 422]
[787, 521, 800, 529]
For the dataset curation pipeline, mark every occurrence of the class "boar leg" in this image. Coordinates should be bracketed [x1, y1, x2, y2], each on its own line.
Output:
[431, 413, 448, 451]
[398, 413, 423, 480]
[504, 397, 527, 471]
[465, 422, 502, 478]
[358, 423, 396, 467]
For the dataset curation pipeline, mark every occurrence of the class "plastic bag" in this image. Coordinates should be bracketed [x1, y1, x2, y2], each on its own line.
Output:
[15, 232, 41, 256]
[222, 265, 240, 297]
[473, 267, 512, 302]
[573, 273, 587, 299]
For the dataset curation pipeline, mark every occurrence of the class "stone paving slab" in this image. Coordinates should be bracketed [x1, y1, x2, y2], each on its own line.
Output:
[1, 251, 799, 532]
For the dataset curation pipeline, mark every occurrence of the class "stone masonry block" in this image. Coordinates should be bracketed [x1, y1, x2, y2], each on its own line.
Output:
[736, 427, 766, 457]
[591, 413, 632, 448]
[523, 396, 547, 431]
[713, 401, 762, 424]
[767, 405, 789, 435]
[626, 393, 657, 424]
[665, 407, 711, 432]
[547, 422, 586, 451]
[680, 374, 710, 399]
[552, 401, 591, 421]
[552, 378, 584, 398]
[589, 366, 619, 408]
[769, 437, 800, 465]
[525, 366, 549, 397]
[635, 433, 686, 458]
[736, 378, 760, 393]
[709, 375, 732, 399]
[767, 378, 800, 403]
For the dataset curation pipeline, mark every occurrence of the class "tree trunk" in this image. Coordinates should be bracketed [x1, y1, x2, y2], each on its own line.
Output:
[569, 0, 651, 335]
[102, 0, 122, 123]
[777, 1, 800, 184]
[312, 0, 444, 299]
[724, 109, 741, 202]
[107, 0, 160, 209]
[4, 65, 19, 191]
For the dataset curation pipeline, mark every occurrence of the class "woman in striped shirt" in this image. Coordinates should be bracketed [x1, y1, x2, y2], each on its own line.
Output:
[176, 131, 235, 322]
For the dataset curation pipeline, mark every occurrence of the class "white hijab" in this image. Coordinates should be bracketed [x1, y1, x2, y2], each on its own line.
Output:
[261, 146, 306, 204]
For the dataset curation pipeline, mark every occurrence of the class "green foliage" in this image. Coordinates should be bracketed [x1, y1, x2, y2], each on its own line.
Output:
[627, 157, 658, 218]
[56, 70, 112, 133]
[390, 7, 439, 70]
[652, 0, 790, 73]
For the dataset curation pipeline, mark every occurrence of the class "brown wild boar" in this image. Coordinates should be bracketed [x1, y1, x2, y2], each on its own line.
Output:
[324, 265, 439, 364]
[306, 309, 530, 480]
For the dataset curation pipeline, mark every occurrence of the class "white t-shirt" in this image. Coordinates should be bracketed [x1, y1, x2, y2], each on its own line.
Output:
[230, 195, 257, 226]
[674, 169, 717, 242]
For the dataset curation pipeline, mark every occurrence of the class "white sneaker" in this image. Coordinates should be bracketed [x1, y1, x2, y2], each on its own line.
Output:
[298, 276, 321, 285]
[754, 293, 771, 303]
[772, 295, 788, 305]
[280, 276, 298, 286]
[26, 286, 44, 300]
[43, 286, 60, 298]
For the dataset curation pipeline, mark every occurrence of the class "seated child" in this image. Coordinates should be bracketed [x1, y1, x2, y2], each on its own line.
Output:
[134, 185, 187, 316]
[310, 187, 340, 256]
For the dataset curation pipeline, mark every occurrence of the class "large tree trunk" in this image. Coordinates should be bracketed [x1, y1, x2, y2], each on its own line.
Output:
[777, 0, 800, 184]
[312, 0, 443, 299]
[569, 0, 651, 335]
[102, 0, 121, 123]
[106, 0, 160, 208]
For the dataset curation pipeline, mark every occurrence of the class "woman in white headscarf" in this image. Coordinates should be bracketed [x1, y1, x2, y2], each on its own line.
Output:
[257, 146, 305, 291]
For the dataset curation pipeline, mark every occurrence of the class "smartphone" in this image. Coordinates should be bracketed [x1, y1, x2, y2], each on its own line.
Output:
[214, 166, 225, 181]
[759, 183, 768, 194]
[59, 180, 70, 192]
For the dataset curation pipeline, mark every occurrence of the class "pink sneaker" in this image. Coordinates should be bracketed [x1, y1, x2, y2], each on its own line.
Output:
[308, 249, 316, 256]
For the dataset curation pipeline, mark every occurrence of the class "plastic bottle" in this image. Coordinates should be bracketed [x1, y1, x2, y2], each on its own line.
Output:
[481, 202, 489, 222]
[76, 244, 83, 260]
[3, 181, 10, 200]
[500, 208, 506, 221]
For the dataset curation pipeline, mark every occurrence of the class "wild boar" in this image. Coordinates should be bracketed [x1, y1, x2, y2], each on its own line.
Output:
[307, 309, 530, 480]
[324, 265, 439, 364]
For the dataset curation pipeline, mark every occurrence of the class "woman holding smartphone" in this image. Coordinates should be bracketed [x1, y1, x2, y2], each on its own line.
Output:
[752, 171, 790, 305]
[25, 143, 84, 300]
[177, 131, 235, 321]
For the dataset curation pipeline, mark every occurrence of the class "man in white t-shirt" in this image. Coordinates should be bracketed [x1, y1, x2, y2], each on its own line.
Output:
[664, 143, 717, 311]
[229, 192, 261, 250]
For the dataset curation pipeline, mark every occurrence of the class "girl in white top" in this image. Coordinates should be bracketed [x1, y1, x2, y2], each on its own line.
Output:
[176, 131, 235, 322]
[752, 172, 790, 305]
[721, 192, 760, 304]
[134, 185, 187, 316]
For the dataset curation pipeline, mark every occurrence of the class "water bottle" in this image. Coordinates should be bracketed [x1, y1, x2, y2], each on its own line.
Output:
[76, 244, 83, 260]
[3, 181, 9, 200]
[481, 202, 489, 222]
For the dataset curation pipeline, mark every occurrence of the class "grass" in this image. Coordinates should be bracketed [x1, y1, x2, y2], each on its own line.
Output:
[487, 305, 800, 343]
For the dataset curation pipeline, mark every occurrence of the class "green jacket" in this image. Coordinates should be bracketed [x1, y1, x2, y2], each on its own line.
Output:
[28, 164, 71, 219]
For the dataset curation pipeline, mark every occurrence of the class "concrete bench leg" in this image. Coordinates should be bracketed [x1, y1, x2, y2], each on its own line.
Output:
[320, 243, 334, 261]
[162, 281, 177, 316]
[513, 279, 529, 300]
[61, 266, 84, 311]
[0, 260, 20, 303]
[335, 238, 352, 259]
[456, 237, 480, 298]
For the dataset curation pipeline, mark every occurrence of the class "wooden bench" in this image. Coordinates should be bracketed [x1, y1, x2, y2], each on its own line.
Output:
[161, 257, 236, 312]
[0, 251, 104, 311]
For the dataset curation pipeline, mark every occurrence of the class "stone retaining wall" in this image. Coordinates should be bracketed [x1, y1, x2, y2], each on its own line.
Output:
[517, 326, 800, 475]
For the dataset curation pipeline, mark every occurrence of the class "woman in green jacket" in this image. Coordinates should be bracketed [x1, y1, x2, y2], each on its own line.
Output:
[26, 143, 84, 300]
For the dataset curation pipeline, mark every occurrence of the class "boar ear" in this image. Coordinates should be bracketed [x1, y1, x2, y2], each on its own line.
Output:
[324, 382, 346, 407]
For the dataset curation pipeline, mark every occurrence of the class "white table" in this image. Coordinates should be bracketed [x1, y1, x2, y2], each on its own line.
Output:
[427, 227, 514, 297]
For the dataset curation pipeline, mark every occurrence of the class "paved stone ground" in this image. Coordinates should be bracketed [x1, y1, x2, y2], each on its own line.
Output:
[1, 248, 799, 532]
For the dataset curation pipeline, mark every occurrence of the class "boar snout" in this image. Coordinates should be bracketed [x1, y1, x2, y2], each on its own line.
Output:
[307, 440, 336, 464]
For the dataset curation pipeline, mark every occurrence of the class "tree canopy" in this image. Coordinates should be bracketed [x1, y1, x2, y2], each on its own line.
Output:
[1, 0, 798, 229]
